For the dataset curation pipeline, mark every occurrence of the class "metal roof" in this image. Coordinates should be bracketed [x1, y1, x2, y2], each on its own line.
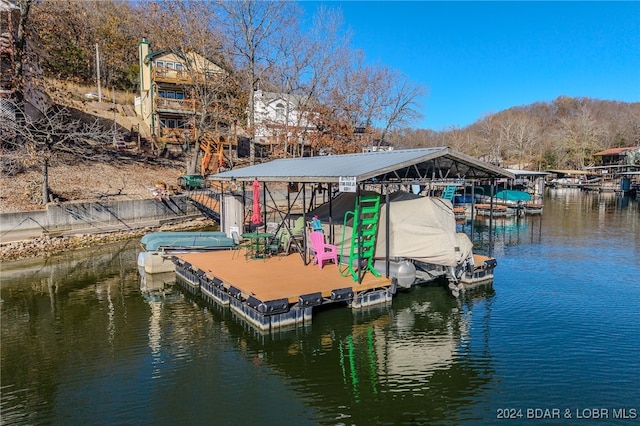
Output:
[210, 147, 515, 183]
[505, 169, 551, 177]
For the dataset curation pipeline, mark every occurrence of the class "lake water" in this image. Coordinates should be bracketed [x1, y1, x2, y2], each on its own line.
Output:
[1, 189, 639, 425]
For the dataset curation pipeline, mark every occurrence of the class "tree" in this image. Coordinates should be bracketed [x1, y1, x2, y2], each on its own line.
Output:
[216, 0, 300, 164]
[32, 0, 146, 90]
[377, 70, 425, 145]
[261, 5, 352, 157]
[556, 102, 603, 169]
[4, 103, 111, 204]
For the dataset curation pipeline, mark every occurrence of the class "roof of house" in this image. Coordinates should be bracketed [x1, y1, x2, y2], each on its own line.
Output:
[258, 91, 314, 108]
[210, 147, 515, 184]
[593, 147, 639, 156]
[144, 49, 227, 72]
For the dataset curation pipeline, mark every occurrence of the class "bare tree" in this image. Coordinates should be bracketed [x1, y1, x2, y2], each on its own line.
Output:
[508, 113, 539, 169]
[556, 102, 603, 169]
[262, 5, 353, 157]
[377, 70, 425, 144]
[216, 0, 299, 164]
[4, 103, 111, 204]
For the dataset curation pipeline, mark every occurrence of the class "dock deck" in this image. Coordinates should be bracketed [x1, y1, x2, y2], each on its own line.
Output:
[173, 249, 395, 332]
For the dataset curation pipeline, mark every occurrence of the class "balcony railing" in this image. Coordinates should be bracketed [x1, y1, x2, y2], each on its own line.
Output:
[152, 67, 193, 84]
[155, 97, 197, 111]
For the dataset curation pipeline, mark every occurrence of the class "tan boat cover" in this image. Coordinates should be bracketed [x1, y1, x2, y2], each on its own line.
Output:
[329, 195, 473, 267]
[374, 197, 472, 267]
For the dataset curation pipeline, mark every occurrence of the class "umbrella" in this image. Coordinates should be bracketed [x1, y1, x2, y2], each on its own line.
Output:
[251, 179, 262, 224]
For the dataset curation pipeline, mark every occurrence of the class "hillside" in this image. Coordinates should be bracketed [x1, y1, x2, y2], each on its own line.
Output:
[1, 82, 187, 213]
[0, 160, 184, 214]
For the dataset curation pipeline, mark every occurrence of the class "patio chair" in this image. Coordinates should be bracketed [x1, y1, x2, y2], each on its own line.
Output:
[308, 231, 338, 269]
[231, 231, 251, 259]
[266, 234, 282, 257]
[280, 216, 305, 254]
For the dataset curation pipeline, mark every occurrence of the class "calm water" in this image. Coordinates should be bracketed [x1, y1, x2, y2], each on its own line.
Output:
[1, 189, 639, 425]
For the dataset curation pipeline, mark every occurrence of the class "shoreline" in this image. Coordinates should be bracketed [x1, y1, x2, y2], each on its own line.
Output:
[0, 218, 215, 263]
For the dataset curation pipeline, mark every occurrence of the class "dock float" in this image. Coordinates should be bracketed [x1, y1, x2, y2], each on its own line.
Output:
[172, 250, 395, 332]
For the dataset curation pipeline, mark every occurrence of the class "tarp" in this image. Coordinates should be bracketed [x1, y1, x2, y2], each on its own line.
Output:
[494, 190, 531, 202]
[374, 197, 465, 267]
[308, 190, 420, 224]
[313, 192, 471, 267]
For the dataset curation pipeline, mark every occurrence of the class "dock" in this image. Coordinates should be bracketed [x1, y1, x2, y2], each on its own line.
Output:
[172, 250, 395, 332]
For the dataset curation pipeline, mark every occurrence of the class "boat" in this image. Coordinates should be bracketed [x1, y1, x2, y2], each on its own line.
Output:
[140, 231, 234, 252]
[309, 191, 496, 297]
[476, 190, 543, 216]
[474, 203, 511, 217]
[138, 231, 235, 274]
[453, 206, 467, 220]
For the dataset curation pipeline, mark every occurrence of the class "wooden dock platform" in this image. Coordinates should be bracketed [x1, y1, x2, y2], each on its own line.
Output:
[172, 250, 395, 332]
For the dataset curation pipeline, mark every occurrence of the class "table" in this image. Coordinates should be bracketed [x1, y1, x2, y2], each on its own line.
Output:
[241, 232, 274, 259]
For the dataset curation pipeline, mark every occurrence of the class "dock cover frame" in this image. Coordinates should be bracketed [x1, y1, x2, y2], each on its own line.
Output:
[209, 147, 515, 184]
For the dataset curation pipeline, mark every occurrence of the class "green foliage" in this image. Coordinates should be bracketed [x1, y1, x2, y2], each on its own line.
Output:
[41, 40, 87, 82]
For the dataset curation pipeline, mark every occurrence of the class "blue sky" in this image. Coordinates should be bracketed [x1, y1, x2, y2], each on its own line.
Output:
[302, 1, 640, 130]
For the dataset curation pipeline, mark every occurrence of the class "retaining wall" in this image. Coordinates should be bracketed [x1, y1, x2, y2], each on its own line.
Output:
[0, 195, 202, 238]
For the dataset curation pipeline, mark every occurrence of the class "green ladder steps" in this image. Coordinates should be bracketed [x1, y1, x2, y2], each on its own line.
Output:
[340, 195, 382, 282]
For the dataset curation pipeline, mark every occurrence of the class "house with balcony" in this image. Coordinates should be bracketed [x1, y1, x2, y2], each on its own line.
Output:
[584, 146, 640, 192]
[592, 146, 640, 167]
[252, 89, 316, 157]
[136, 38, 236, 173]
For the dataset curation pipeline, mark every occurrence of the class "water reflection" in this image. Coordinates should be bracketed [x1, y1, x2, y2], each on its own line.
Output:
[203, 285, 496, 425]
[2, 188, 637, 424]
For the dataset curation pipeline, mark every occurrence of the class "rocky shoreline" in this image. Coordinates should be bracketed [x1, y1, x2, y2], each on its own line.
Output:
[0, 218, 215, 262]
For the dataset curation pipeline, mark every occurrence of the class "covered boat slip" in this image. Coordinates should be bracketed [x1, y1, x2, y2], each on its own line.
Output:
[176, 147, 514, 330]
[210, 147, 514, 235]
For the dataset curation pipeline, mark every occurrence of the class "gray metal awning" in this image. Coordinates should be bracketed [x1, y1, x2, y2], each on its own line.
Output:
[505, 169, 551, 177]
[209, 147, 514, 184]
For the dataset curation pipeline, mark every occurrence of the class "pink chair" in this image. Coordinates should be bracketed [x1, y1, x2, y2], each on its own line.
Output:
[309, 231, 338, 269]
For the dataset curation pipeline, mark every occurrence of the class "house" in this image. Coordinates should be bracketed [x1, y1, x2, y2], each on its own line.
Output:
[593, 147, 640, 166]
[252, 89, 316, 156]
[136, 38, 235, 174]
[584, 147, 640, 192]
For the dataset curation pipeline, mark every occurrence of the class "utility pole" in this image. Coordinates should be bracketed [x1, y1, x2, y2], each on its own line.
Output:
[95, 43, 102, 103]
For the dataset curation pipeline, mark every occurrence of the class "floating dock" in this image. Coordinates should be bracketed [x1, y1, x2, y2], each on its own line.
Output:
[172, 250, 395, 332]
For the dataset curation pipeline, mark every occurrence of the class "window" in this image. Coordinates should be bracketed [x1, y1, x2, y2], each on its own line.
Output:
[157, 90, 184, 99]
[275, 103, 285, 121]
[166, 62, 175, 70]
[160, 118, 187, 129]
[175, 62, 184, 70]
[156, 60, 165, 68]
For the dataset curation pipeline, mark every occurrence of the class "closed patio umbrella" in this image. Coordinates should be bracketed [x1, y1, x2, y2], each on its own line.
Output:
[251, 179, 262, 225]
